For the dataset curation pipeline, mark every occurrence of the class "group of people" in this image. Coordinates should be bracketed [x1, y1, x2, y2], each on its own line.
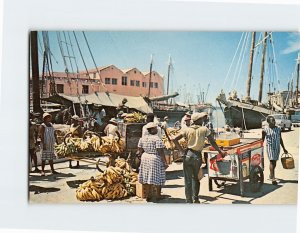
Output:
[137, 112, 289, 203]
[29, 112, 59, 176]
[29, 106, 121, 175]
[30, 107, 289, 201]
[137, 111, 225, 203]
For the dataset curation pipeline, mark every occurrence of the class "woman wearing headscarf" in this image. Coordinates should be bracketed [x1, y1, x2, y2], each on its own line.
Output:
[137, 122, 168, 202]
[39, 113, 58, 176]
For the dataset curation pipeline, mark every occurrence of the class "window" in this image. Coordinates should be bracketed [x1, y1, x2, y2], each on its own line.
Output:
[82, 85, 89, 94]
[154, 82, 158, 88]
[150, 82, 154, 88]
[112, 78, 117, 85]
[93, 73, 97, 79]
[105, 78, 111, 84]
[136, 80, 140, 87]
[56, 84, 64, 93]
[130, 80, 135, 86]
[122, 76, 127, 86]
[142, 82, 147, 88]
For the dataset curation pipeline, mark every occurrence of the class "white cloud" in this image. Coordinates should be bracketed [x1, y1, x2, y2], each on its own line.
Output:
[282, 32, 300, 54]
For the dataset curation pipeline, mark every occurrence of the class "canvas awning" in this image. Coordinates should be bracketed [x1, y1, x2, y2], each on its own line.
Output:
[43, 92, 153, 114]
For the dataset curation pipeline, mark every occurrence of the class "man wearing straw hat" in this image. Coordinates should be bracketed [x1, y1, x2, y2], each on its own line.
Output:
[172, 112, 226, 203]
[262, 115, 288, 185]
[104, 118, 121, 139]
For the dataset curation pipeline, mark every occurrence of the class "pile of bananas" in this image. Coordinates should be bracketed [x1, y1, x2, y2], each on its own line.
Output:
[162, 128, 187, 150]
[124, 112, 146, 123]
[98, 137, 125, 154]
[76, 163, 138, 201]
[55, 135, 125, 157]
[55, 141, 77, 158]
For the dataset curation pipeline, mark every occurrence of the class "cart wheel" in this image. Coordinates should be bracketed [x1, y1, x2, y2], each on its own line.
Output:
[249, 166, 264, 192]
[96, 158, 104, 172]
[214, 180, 226, 188]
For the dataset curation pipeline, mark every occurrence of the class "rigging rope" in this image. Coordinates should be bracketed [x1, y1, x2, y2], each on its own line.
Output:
[82, 31, 108, 92]
[224, 32, 245, 88]
[231, 32, 249, 90]
[234, 32, 250, 90]
[270, 33, 281, 91]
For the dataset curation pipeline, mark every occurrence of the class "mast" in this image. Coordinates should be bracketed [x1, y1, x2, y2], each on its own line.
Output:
[296, 53, 300, 105]
[147, 54, 153, 97]
[245, 32, 256, 101]
[167, 55, 171, 95]
[258, 32, 268, 103]
[30, 31, 42, 113]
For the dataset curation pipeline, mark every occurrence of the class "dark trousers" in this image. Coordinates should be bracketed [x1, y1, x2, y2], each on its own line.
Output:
[183, 151, 202, 203]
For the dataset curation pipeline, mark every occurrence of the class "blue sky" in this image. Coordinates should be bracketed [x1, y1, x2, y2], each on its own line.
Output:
[38, 31, 300, 104]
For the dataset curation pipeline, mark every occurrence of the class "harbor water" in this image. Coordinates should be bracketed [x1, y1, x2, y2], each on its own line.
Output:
[165, 107, 225, 129]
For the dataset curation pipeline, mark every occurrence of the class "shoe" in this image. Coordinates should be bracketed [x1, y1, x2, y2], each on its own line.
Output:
[33, 168, 41, 173]
[51, 170, 59, 175]
[41, 171, 45, 176]
[193, 199, 200, 203]
[272, 180, 278, 185]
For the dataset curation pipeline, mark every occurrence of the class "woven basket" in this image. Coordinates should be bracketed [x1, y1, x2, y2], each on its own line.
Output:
[281, 153, 295, 169]
[216, 160, 231, 175]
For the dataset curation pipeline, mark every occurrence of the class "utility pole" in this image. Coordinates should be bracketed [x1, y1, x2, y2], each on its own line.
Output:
[258, 32, 268, 103]
[245, 32, 256, 101]
[30, 31, 42, 113]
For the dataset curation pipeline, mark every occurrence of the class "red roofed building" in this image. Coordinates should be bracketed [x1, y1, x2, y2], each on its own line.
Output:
[39, 65, 164, 97]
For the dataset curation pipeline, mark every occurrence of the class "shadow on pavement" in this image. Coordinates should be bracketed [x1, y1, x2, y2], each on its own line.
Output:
[164, 184, 184, 188]
[29, 172, 76, 182]
[29, 185, 60, 194]
[277, 179, 298, 184]
[166, 170, 184, 180]
[213, 181, 281, 201]
[66, 179, 88, 189]
[158, 197, 186, 203]
[199, 195, 218, 202]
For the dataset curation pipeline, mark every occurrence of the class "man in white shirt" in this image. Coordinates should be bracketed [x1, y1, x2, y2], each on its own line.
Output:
[161, 116, 169, 130]
[180, 112, 192, 129]
[104, 118, 120, 138]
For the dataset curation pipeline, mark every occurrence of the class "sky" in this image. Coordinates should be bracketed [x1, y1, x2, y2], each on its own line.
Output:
[37, 31, 300, 104]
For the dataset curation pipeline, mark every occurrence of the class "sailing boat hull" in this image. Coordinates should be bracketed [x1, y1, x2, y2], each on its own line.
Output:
[224, 106, 270, 129]
[153, 109, 186, 119]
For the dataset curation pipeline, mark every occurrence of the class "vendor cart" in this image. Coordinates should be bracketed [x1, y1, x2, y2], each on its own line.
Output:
[204, 138, 264, 196]
[63, 131, 110, 172]
[66, 151, 107, 172]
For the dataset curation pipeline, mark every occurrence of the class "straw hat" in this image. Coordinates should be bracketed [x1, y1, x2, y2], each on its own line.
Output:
[43, 113, 51, 119]
[71, 115, 79, 121]
[191, 112, 206, 122]
[145, 122, 157, 129]
[109, 118, 118, 124]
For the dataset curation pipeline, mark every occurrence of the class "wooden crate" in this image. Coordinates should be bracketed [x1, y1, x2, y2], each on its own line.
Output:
[216, 138, 240, 147]
[136, 181, 150, 198]
[118, 122, 146, 150]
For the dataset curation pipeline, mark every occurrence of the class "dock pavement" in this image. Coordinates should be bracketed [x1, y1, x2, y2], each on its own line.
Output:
[29, 128, 298, 204]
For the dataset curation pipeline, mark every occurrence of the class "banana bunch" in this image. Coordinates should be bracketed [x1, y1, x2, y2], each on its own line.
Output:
[76, 164, 138, 202]
[124, 112, 146, 123]
[115, 158, 131, 171]
[55, 142, 77, 158]
[76, 177, 104, 201]
[98, 137, 125, 154]
[162, 128, 187, 150]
